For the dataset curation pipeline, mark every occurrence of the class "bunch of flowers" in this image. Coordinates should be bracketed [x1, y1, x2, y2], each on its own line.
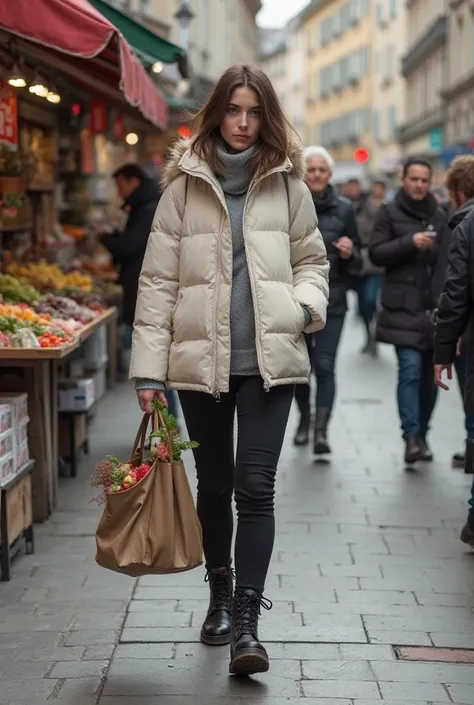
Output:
[90, 402, 198, 504]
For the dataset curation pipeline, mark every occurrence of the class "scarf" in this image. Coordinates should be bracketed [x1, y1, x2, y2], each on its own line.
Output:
[312, 183, 337, 214]
[396, 187, 438, 222]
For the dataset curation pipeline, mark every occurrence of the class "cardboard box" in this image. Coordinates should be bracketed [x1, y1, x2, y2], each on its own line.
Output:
[15, 441, 30, 472]
[14, 418, 29, 448]
[0, 472, 32, 545]
[0, 394, 28, 425]
[0, 405, 12, 434]
[0, 454, 15, 487]
[0, 431, 13, 460]
[58, 378, 95, 412]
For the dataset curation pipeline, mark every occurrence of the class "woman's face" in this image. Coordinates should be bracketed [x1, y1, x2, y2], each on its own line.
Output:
[305, 156, 331, 195]
[220, 86, 261, 152]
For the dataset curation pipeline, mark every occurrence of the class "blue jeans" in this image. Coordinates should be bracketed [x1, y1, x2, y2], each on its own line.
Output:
[312, 314, 346, 414]
[469, 476, 474, 512]
[453, 354, 474, 439]
[396, 347, 438, 440]
[357, 274, 383, 329]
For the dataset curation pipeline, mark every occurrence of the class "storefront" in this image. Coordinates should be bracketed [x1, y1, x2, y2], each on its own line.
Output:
[0, 0, 184, 578]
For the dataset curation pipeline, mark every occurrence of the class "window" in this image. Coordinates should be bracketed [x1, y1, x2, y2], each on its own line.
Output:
[359, 45, 368, 75]
[341, 3, 351, 32]
[358, 0, 369, 18]
[376, 3, 383, 28]
[387, 105, 397, 137]
[389, 0, 397, 19]
[139, 0, 150, 16]
[458, 17, 465, 75]
[471, 12, 474, 67]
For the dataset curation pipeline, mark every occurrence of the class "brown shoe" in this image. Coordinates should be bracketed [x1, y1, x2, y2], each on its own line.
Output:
[404, 437, 421, 464]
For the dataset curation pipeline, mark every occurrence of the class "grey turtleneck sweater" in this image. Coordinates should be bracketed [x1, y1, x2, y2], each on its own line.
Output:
[216, 144, 259, 376]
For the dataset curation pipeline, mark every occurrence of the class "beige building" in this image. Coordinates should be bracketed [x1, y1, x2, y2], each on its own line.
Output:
[116, 0, 260, 85]
[302, 0, 372, 183]
[443, 0, 474, 153]
[399, 0, 447, 160]
[371, 0, 406, 176]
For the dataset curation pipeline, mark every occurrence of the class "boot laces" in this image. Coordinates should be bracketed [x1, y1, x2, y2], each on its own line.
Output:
[235, 593, 272, 638]
[205, 567, 234, 612]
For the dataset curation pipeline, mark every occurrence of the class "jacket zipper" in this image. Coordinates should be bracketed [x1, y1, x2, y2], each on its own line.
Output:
[243, 167, 288, 392]
[181, 164, 289, 397]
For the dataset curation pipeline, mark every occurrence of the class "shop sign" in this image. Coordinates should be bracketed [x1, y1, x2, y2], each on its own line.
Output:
[0, 82, 18, 149]
[89, 99, 107, 134]
[113, 114, 124, 140]
[428, 128, 443, 153]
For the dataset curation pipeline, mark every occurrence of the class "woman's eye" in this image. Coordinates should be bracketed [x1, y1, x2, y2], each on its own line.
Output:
[251, 110, 261, 117]
[227, 106, 238, 114]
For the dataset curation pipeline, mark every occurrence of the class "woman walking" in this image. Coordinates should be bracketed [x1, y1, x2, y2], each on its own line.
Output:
[293, 147, 361, 454]
[130, 65, 329, 676]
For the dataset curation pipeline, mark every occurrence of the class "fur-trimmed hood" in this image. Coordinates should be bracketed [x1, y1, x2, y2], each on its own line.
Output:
[161, 137, 306, 189]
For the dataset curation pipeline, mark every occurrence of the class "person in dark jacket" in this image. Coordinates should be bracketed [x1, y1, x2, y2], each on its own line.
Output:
[352, 177, 387, 356]
[433, 156, 474, 546]
[100, 164, 160, 328]
[293, 146, 362, 454]
[370, 157, 450, 464]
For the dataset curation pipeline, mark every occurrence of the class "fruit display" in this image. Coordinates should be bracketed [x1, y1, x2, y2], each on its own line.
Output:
[7, 261, 93, 293]
[33, 294, 98, 324]
[0, 303, 72, 349]
[0, 275, 41, 304]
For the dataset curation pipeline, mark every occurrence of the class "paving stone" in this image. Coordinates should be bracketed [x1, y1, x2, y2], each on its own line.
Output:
[0, 646, 84, 662]
[115, 644, 175, 659]
[48, 659, 108, 678]
[0, 632, 61, 649]
[103, 658, 301, 697]
[127, 600, 179, 613]
[378, 681, 451, 701]
[54, 677, 102, 699]
[445, 683, 474, 704]
[301, 679, 381, 699]
[0, 660, 53, 678]
[302, 659, 375, 680]
[371, 660, 474, 684]
[83, 644, 116, 660]
[335, 590, 417, 605]
[0, 679, 58, 701]
[339, 644, 396, 661]
[65, 629, 120, 646]
[368, 631, 432, 646]
[430, 632, 474, 648]
[99, 699, 351, 705]
[124, 611, 193, 629]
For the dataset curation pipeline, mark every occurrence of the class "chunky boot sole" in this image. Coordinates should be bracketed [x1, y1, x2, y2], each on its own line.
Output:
[314, 439, 331, 455]
[293, 433, 309, 447]
[229, 648, 269, 675]
[201, 629, 231, 646]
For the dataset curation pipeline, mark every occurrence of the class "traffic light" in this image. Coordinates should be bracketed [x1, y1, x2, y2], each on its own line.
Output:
[353, 147, 369, 164]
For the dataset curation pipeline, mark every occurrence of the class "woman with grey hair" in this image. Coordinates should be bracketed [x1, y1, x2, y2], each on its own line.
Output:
[293, 146, 362, 454]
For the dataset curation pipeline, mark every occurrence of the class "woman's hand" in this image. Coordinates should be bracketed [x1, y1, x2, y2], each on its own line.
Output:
[137, 389, 168, 414]
[334, 236, 353, 260]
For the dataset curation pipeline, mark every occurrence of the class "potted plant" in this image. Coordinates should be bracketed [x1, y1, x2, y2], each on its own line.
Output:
[0, 146, 36, 195]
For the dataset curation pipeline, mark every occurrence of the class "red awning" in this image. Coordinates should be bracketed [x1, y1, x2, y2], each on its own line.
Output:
[0, 0, 167, 129]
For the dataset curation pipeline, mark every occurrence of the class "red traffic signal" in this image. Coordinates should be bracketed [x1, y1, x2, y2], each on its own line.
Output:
[353, 147, 369, 163]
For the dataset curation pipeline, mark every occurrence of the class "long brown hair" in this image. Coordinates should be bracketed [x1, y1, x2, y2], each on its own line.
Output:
[191, 64, 291, 180]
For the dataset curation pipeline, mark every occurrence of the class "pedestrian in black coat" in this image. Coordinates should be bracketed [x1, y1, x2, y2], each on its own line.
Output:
[100, 164, 160, 327]
[293, 146, 362, 454]
[369, 157, 450, 464]
[433, 155, 474, 546]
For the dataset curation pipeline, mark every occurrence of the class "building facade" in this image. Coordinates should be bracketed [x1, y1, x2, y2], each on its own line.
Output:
[371, 0, 406, 176]
[302, 0, 372, 183]
[111, 0, 260, 83]
[442, 0, 474, 166]
[398, 0, 448, 161]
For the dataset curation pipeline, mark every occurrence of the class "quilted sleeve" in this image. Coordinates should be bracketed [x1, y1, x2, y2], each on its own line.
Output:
[289, 180, 330, 333]
[129, 178, 184, 383]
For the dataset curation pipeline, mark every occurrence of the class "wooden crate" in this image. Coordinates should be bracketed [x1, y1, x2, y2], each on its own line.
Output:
[0, 463, 34, 581]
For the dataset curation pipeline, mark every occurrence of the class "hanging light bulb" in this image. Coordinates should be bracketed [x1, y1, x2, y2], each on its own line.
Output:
[7, 62, 26, 88]
[152, 61, 163, 74]
[46, 86, 61, 104]
[125, 132, 139, 146]
[29, 73, 48, 98]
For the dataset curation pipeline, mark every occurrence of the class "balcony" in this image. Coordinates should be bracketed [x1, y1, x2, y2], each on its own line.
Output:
[402, 15, 447, 77]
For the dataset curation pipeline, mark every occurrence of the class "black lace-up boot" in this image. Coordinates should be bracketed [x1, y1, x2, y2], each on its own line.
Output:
[229, 588, 272, 675]
[200, 563, 233, 646]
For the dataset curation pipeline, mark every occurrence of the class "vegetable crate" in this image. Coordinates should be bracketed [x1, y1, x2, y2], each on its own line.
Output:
[0, 462, 34, 581]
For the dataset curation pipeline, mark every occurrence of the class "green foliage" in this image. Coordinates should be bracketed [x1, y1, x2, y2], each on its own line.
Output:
[150, 400, 199, 461]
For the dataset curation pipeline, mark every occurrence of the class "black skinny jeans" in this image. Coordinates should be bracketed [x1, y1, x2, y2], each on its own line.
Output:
[179, 376, 293, 594]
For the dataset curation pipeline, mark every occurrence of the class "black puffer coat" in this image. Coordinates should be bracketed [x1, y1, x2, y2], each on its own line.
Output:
[313, 185, 362, 316]
[369, 190, 449, 350]
[434, 202, 474, 412]
[101, 178, 160, 325]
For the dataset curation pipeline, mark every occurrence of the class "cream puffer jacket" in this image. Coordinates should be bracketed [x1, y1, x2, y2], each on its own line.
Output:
[130, 138, 329, 396]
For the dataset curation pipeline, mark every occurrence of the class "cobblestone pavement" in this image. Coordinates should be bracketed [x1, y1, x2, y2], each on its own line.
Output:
[1, 312, 474, 704]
